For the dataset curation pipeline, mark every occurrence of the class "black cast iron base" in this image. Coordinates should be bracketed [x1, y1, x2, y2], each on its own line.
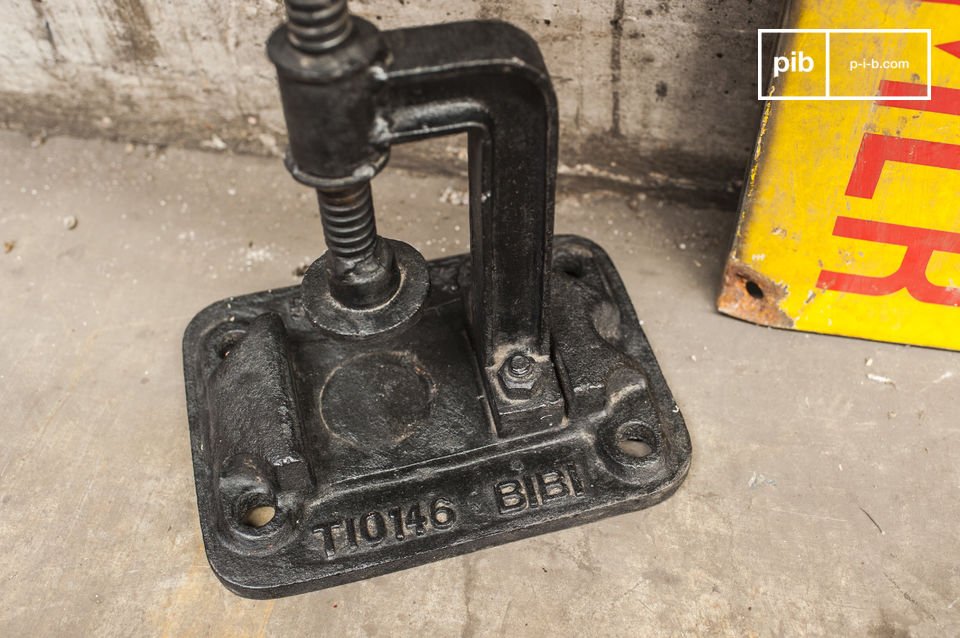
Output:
[183, 235, 690, 598]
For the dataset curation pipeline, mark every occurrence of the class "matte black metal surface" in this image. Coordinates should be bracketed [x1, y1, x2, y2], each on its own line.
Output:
[184, 237, 690, 598]
[182, 0, 691, 598]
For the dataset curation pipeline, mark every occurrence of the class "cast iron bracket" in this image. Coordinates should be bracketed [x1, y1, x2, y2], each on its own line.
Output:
[183, 0, 690, 598]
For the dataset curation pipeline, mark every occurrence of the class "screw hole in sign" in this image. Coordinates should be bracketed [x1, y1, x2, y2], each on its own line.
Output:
[745, 280, 765, 300]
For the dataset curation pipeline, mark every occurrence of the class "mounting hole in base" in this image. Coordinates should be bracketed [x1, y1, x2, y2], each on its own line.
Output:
[215, 328, 247, 359]
[613, 421, 659, 462]
[242, 505, 276, 529]
[618, 436, 654, 458]
[745, 280, 764, 300]
[554, 249, 588, 280]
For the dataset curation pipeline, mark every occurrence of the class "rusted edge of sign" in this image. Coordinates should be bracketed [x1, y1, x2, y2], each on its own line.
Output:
[717, 259, 794, 329]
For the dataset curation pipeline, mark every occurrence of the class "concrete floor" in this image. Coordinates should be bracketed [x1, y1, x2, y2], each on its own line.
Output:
[1, 131, 958, 637]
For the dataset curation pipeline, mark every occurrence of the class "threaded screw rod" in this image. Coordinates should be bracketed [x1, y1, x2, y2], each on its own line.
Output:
[315, 181, 399, 309]
[316, 183, 378, 260]
[283, 0, 353, 52]
[280, 0, 402, 311]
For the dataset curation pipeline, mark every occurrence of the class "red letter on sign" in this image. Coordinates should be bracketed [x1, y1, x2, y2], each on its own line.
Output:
[817, 217, 960, 306]
[877, 80, 960, 115]
[845, 134, 960, 199]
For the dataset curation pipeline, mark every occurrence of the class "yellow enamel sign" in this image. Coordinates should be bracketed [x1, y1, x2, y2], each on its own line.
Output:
[719, 0, 960, 350]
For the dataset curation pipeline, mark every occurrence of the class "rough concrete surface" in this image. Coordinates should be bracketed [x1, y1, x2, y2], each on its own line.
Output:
[0, 0, 782, 200]
[2, 132, 959, 636]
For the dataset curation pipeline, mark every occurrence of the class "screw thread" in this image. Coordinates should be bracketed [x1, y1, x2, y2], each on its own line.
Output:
[317, 184, 378, 260]
[283, 0, 353, 53]
[508, 354, 533, 376]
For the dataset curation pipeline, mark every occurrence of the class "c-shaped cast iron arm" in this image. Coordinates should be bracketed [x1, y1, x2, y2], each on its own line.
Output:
[270, 11, 563, 435]
[380, 21, 558, 369]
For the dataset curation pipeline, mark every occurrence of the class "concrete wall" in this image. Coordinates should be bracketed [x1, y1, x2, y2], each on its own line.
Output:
[0, 0, 783, 203]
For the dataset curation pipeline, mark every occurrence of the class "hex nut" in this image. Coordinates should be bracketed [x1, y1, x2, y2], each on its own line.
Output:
[497, 354, 541, 399]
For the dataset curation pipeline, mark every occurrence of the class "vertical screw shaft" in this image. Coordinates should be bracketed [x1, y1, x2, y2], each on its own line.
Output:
[283, 0, 353, 53]
[316, 182, 399, 308]
[282, 0, 400, 310]
[316, 183, 378, 260]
